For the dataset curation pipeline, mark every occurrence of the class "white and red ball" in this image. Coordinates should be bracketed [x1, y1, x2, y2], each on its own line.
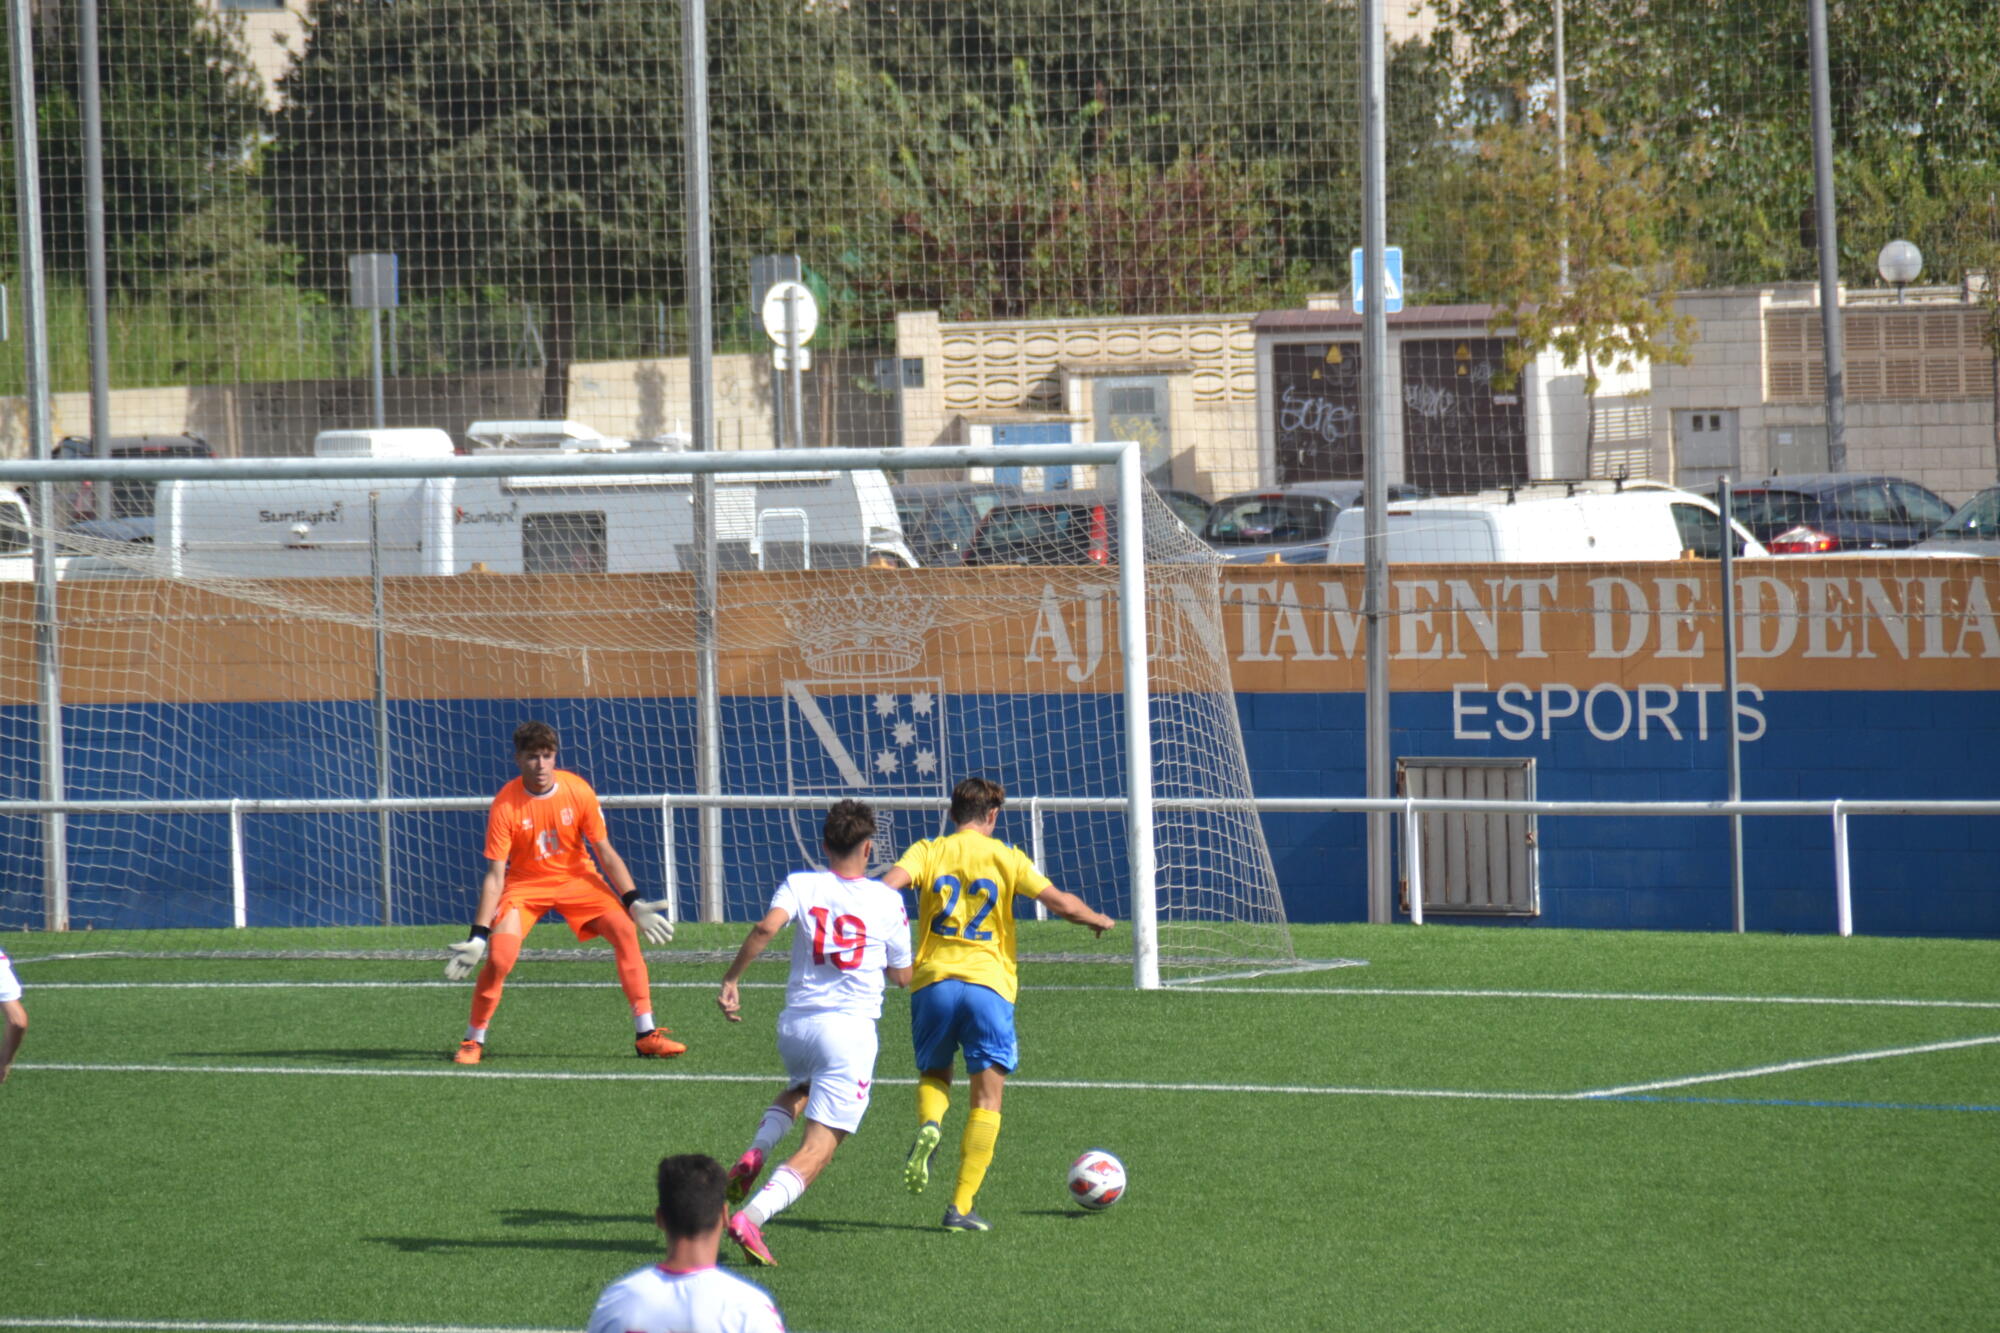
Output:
[1065, 1149, 1127, 1211]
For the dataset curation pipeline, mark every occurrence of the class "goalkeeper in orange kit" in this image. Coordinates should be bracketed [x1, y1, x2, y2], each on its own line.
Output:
[445, 720, 684, 1063]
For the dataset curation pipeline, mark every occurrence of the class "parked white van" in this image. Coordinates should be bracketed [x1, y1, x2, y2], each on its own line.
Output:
[0, 491, 30, 579]
[1325, 481, 1769, 563]
[154, 428, 920, 577]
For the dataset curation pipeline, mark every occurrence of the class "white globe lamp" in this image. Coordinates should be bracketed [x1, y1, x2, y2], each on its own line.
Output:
[1876, 239, 1923, 304]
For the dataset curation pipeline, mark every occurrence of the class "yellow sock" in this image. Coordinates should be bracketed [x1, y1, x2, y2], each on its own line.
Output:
[951, 1107, 1001, 1214]
[916, 1074, 951, 1128]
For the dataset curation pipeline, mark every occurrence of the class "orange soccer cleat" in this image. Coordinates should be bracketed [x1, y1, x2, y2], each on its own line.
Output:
[635, 1029, 688, 1058]
[452, 1039, 484, 1065]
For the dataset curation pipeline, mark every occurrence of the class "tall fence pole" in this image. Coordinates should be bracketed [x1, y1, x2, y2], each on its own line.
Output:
[79, 0, 110, 456]
[10, 0, 68, 930]
[369, 493, 394, 926]
[1720, 480, 1746, 931]
[1808, 0, 1847, 472]
[682, 0, 725, 921]
[1359, 0, 1395, 923]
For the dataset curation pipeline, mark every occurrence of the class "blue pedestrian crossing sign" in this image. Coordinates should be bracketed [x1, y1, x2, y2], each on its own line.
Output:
[1350, 246, 1404, 313]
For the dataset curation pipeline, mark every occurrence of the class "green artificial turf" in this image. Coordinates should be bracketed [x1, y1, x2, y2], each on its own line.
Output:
[3, 923, 1997, 1332]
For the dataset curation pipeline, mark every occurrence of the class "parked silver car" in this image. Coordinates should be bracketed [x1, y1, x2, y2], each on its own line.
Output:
[1203, 480, 1429, 563]
[1911, 486, 2000, 557]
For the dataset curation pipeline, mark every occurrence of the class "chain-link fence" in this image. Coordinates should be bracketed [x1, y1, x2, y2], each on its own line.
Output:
[0, 1, 1991, 494]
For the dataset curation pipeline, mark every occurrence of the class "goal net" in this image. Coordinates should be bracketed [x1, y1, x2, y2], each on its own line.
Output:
[0, 446, 1296, 986]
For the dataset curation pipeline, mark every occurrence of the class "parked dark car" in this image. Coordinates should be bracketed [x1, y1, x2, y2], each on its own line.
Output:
[1157, 487, 1214, 534]
[50, 433, 213, 525]
[892, 480, 1021, 567]
[962, 490, 1124, 565]
[1719, 473, 1953, 554]
[1203, 479, 1430, 563]
[1911, 486, 2000, 557]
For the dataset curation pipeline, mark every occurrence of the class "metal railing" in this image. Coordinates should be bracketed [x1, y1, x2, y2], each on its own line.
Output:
[4, 792, 1995, 938]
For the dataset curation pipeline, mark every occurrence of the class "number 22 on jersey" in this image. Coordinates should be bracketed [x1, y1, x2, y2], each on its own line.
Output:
[928, 875, 998, 941]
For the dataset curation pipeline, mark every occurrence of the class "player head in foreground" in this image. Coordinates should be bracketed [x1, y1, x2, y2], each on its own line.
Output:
[878, 775, 1115, 1232]
[714, 799, 914, 1267]
[445, 720, 684, 1064]
[0, 946, 26, 1085]
[586, 1153, 786, 1333]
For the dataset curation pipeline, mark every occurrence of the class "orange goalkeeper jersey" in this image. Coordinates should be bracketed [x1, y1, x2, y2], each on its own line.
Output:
[485, 771, 612, 893]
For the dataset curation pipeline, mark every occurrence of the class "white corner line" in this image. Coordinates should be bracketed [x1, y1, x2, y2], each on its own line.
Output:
[1573, 1032, 2000, 1100]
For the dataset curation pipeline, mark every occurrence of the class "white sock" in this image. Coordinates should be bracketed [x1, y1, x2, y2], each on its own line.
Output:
[634, 1012, 656, 1036]
[750, 1106, 795, 1155]
[743, 1165, 807, 1227]
[465, 1025, 487, 1043]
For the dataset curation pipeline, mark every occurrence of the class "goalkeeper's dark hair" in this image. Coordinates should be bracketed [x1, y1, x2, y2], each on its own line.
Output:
[512, 720, 559, 755]
[655, 1154, 728, 1237]
[949, 776, 1006, 825]
[822, 799, 876, 858]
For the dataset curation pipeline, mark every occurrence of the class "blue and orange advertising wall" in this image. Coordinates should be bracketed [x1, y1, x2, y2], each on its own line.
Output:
[1, 559, 1995, 934]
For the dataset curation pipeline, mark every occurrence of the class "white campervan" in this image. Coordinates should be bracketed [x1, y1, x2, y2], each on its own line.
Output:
[1325, 481, 1768, 563]
[154, 428, 919, 577]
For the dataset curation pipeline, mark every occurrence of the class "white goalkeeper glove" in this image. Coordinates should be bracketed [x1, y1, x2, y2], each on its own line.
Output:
[445, 928, 489, 981]
[623, 892, 676, 946]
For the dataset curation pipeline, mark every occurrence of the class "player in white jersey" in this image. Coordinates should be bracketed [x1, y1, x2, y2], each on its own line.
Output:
[714, 799, 913, 1266]
[0, 947, 24, 1085]
[587, 1154, 785, 1333]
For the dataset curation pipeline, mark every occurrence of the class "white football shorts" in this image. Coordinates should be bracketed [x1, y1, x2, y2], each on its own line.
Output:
[0, 953, 20, 1003]
[775, 1008, 880, 1135]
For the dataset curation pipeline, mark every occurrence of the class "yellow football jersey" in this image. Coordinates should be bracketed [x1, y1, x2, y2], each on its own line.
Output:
[896, 828, 1051, 1004]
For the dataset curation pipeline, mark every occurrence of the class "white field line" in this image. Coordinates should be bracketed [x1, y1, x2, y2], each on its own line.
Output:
[1574, 1032, 2000, 1099]
[20, 1060, 1571, 1101]
[25, 979, 2000, 1011]
[0, 1322, 575, 1333]
[1167, 985, 2000, 1010]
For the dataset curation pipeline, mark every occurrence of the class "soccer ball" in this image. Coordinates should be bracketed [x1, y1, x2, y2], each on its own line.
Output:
[1066, 1149, 1126, 1211]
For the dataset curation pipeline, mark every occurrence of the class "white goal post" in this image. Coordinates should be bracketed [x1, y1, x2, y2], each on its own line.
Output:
[0, 440, 1297, 989]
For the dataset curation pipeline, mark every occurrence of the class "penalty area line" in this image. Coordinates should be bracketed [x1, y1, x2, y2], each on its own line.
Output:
[20, 1058, 1997, 1112]
[1574, 1032, 2000, 1099]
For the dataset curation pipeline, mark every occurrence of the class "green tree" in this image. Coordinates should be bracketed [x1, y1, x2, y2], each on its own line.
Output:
[1464, 112, 1696, 472]
[850, 61, 1304, 322]
[1423, 0, 2000, 288]
[265, 0, 682, 416]
[1, 0, 268, 290]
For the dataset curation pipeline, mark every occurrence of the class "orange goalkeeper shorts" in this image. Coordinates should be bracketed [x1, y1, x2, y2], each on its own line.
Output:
[495, 879, 623, 941]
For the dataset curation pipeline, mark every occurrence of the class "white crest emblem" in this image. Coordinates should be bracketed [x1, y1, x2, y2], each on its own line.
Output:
[782, 584, 945, 871]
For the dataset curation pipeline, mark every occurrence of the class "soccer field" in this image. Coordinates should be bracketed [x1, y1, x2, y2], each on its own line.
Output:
[4, 923, 1997, 1333]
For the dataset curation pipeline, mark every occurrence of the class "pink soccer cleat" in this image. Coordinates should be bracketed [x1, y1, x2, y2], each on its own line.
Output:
[727, 1210, 777, 1267]
[726, 1149, 766, 1206]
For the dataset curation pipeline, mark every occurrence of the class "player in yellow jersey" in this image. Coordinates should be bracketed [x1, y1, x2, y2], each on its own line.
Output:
[878, 776, 1113, 1232]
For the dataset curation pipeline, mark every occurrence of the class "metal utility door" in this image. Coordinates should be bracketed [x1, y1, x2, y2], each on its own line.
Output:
[1399, 338, 1528, 493]
[1398, 757, 1538, 916]
[1092, 375, 1173, 487]
[1673, 408, 1739, 492]
[991, 422, 1074, 491]
[1271, 341, 1364, 482]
